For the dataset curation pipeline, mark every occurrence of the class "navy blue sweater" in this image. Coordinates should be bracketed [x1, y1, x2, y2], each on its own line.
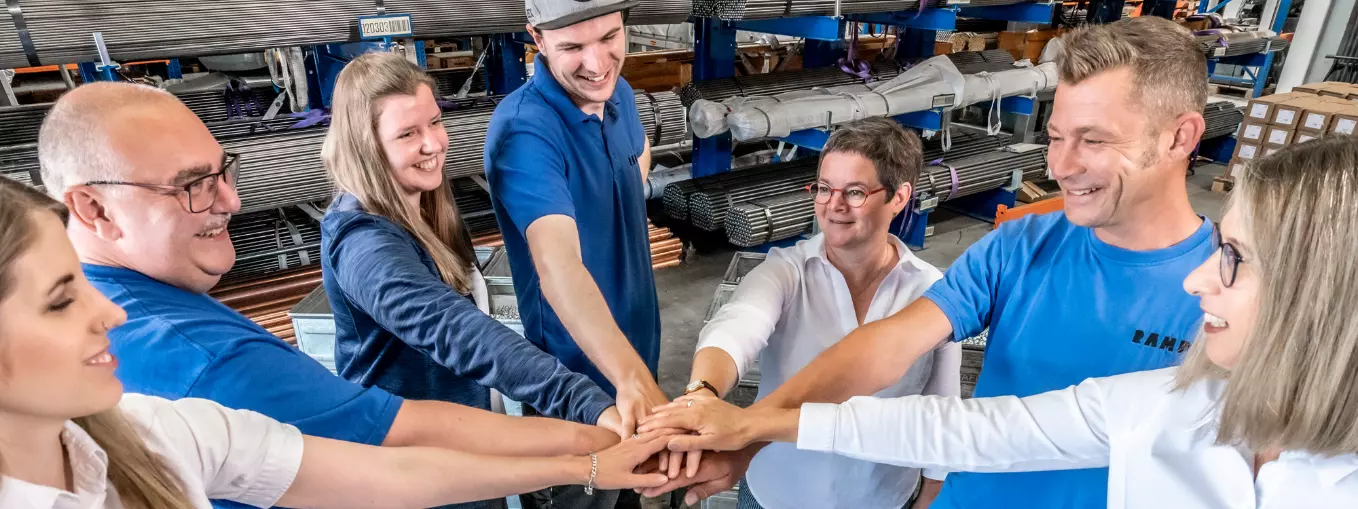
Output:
[320, 193, 613, 428]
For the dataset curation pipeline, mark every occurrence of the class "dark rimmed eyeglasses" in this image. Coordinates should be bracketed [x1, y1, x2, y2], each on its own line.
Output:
[1211, 222, 1243, 288]
[805, 183, 888, 208]
[82, 152, 240, 214]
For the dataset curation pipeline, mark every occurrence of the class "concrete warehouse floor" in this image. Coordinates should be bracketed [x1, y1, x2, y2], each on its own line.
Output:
[650, 166, 1231, 399]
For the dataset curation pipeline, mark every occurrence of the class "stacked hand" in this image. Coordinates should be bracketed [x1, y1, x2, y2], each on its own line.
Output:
[626, 393, 766, 504]
[591, 432, 680, 490]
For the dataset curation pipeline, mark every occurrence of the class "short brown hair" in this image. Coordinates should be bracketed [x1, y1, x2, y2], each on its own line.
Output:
[820, 117, 923, 198]
[1059, 17, 1208, 126]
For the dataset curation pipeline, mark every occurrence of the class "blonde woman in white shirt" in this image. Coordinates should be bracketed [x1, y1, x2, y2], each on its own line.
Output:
[0, 178, 674, 509]
[660, 118, 961, 509]
[643, 137, 1358, 508]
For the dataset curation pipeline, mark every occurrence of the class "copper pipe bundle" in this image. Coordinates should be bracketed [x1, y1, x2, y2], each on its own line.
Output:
[649, 223, 683, 270]
[209, 266, 323, 345]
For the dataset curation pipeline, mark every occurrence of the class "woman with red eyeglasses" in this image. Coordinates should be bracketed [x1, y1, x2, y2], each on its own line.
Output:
[661, 117, 962, 509]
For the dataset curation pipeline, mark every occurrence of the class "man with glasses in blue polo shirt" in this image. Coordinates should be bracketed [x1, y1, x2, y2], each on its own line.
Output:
[485, 0, 662, 506]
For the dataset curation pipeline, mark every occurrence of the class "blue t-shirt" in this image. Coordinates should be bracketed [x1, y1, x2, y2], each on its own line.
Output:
[85, 264, 402, 509]
[483, 57, 660, 395]
[923, 213, 1214, 509]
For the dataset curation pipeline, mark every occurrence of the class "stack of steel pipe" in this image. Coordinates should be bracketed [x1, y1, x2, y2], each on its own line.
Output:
[688, 160, 819, 231]
[0, 0, 693, 68]
[921, 131, 1010, 162]
[0, 105, 49, 146]
[440, 100, 500, 180]
[451, 177, 502, 240]
[178, 87, 283, 123]
[663, 159, 796, 220]
[431, 68, 488, 98]
[1202, 101, 1244, 141]
[725, 190, 815, 247]
[220, 207, 322, 287]
[209, 266, 324, 345]
[915, 146, 1048, 200]
[218, 124, 333, 214]
[636, 91, 690, 147]
[0, 145, 39, 190]
[678, 62, 905, 107]
[945, 49, 1017, 74]
[692, 0, 950, 20]
[1195, 32, 1290, 57]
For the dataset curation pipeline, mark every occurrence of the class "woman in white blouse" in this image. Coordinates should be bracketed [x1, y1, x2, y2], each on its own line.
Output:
[0, 178, 673, 509]
[666, 118, 960, 509]
[643, 137, 1358, 508]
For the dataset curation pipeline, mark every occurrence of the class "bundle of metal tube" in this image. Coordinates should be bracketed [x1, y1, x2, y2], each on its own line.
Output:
[0, 0, 691, 68]
[650, 223, 684, 269]
[0, 145, 39, 189]
[1194, 32, 1290, 58]
[0, 105, 50, 146]
[678, 62, 906, 107]
[725, 190, 815, 247]
[915, 146, 1048, 200]
[692, 0, 954, 21]
[1202, 101, 1244, 141]
[451, 177, 502, 239]
[431, 68, 488, 98]
[688, 160, 819, 231]
[726, 145, 1048, 246]
[636, 91, 690, 147]
[209, 266, 324, 345]
[178, 87, 283, 123]
[220, 207, 322, 286]
[945, 49, 1017, 74]
[665, 159, 804, 221]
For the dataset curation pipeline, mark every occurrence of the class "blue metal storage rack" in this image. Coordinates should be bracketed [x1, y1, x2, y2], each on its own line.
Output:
[688, 3, 1057, 247]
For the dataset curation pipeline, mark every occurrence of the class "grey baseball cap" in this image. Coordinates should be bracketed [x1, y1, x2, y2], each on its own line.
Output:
[526, 0, 641, 30]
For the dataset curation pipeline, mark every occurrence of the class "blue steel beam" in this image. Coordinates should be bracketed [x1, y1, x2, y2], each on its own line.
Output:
[780, 129, 831, 151]
[731, 16, 845, 41]
[692, 17, 737, 177]
[957, 3, 1057, 23]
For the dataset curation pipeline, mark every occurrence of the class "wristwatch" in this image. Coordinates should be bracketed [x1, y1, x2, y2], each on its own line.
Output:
[684, 380, 719, 398]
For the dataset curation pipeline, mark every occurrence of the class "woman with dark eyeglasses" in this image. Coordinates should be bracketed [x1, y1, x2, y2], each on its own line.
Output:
[643, 136, 1358, 508]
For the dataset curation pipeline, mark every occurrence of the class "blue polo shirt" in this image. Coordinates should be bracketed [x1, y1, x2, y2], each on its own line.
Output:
[923, 213, 1215, 509]
[484, 57, 660, 395]
[85, 264, 402, 509]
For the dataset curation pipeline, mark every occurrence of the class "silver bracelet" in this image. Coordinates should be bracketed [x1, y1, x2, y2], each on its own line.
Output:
[585, 452, 598, 495]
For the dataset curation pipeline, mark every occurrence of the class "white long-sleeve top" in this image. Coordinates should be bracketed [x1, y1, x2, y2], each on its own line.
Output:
[698, 233, 961, 509]
[0, 394, 304, 509]
[798, 367, 1358, 509]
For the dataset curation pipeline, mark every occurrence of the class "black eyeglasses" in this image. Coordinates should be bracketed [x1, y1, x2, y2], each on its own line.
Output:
[1211, 222, 1243, 288]
[83, 152, 240, 214]
[805, 183, 888, 208]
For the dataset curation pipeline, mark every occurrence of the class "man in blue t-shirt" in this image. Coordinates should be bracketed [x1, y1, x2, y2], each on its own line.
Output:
[38, 82, 620, 508]
[660, 17, 1218, 509]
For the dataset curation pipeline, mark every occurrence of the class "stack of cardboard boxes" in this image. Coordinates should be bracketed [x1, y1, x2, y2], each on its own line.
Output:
[1220, 82, 1358, 192]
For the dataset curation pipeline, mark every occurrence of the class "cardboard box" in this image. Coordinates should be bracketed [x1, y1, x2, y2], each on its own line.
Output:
[1237, 122, 1268, 143]
[1264, 125, 1295, 147]
[1271, 99, 1311, 127]
[1292, 84, 1325, 95]
[1233, 141, 1262, 162]
[1333, 114, 1358, 137]
[1212, 176, 1234, 193]
[1245, 93, 1306, 123]
[1227, 158, 1249, 179]
[1297, 101, 1346, 133]
[1296, 131, 1321, 144]
[998, 30, 1056, 62]
[1264, 147, 1281, 157]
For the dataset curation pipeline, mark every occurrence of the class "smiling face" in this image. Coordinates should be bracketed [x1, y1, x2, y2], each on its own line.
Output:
[815, 151, 910, 250]
[529, 13, 627, 115]
[0, 211, 127, 421]
[375, 83, 447, 202]
[1183, 205, 1258, 369]
[1046, 67, 1174, 230]
[86, 103, 241, 293]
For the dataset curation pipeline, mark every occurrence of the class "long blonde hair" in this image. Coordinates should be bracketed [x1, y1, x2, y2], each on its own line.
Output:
[322, 52, 476, 293]
[0, 179, 193, 509]
[1176, 136, 1358, 456]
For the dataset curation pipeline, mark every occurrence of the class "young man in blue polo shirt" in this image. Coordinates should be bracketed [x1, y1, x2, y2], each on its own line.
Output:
[648, 17, 1218, 509]
[484, 0, 662, 505]
[41, 82, 623, 509]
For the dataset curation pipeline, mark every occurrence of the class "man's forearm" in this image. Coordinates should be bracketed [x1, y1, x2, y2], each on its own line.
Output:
[539, 260, 651, 385]
[690, 347, 742, 397]
[754, 299, 953, 410]
[386, 400, 607, 456]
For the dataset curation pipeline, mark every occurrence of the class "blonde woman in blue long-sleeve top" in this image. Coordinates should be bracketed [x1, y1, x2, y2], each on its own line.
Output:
[317, 53, 625, 495]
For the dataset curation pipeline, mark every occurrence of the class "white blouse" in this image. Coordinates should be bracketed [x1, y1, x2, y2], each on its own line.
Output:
[0, 394, 304, 509]
[798, 367, 1358, 509]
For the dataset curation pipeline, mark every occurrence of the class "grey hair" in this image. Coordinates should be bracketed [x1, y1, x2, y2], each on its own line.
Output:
[37, 82, 180, 199]
[820, 117, 923, 198]
[1176, 136, 1358, 456]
